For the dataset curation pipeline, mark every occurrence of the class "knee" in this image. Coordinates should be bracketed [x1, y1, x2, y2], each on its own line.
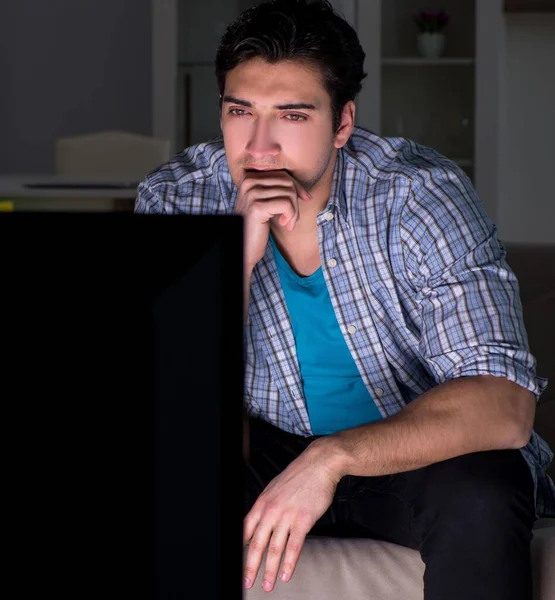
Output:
[414, 449, 535, 527]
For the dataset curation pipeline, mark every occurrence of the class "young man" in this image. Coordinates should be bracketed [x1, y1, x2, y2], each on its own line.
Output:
[134, 1, 555, 598]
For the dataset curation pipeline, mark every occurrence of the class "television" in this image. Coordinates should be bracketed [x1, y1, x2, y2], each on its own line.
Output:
[0, 212, 244, 599]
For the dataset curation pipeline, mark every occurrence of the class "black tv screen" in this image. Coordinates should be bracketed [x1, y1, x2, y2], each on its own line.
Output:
[0, 212, 244, 599]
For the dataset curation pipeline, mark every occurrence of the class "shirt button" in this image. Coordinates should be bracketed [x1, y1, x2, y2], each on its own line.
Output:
[347, 325, 357, 334]
[374, 387, 384, 398]
[327, 258, 337, 268]
[324, 212, 334, 222]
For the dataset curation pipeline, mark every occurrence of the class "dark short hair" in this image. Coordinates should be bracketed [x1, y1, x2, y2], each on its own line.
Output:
[215, 0, 367, 131]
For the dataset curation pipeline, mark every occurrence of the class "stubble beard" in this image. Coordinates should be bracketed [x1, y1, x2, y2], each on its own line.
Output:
[290, 141, 336, 193]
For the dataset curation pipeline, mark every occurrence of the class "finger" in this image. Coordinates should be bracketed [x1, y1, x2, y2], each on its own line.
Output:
[281, 197, 300, 231]
[278, 208, 297, 229]
[253, 195, 297, 229]
[278, 528, 308, 584]
[250, 198, 297, 227]
[291, 179, 313, 203]
[244, 523, 274, 590]
[243, 507, 261, 548]
[241, 170, 294, 191]
[245, 183, 299, 201]
[281, 212, 298, 232]
[250, 169, 311, 202]
[256, 171, 312, 203]
[243, 170, 312, 202]
[261, 525, 290, 592]
[279, 212, 298, 232]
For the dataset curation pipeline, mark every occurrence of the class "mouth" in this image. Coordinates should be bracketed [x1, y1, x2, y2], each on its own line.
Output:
[244, 167, 280, 171]
[244, 166, 289, 174]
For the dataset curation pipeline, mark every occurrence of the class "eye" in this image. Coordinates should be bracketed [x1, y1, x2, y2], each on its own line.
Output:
[284, 114, 307, 122]
[229, 108, 248, 117]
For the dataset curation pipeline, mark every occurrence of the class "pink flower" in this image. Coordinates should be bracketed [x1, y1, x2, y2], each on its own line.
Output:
[413, 9, 450, 33]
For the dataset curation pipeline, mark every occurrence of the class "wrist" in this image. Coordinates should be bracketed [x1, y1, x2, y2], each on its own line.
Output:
[308, 434, 354, 482]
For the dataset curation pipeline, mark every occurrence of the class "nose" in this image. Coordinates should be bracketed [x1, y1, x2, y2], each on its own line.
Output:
[245, 117, 280, 161]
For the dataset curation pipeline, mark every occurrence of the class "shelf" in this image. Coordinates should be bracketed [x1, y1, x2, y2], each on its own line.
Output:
[382, 57, 475, 66]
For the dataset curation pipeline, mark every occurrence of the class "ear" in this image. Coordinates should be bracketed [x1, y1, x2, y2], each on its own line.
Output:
[333, 101, 355, 149]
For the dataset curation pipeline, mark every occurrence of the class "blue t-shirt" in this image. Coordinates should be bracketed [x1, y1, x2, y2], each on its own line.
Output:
[270, 234, 383, 434]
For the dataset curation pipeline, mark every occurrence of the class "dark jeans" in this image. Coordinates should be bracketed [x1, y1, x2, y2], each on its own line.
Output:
[244, 417, 537, 600]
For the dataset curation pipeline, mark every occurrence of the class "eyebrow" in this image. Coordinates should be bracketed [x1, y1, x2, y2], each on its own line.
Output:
[222, 95, 317, 110]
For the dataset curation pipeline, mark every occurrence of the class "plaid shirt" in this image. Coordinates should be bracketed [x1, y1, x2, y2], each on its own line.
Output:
[134, 126, 554, 519]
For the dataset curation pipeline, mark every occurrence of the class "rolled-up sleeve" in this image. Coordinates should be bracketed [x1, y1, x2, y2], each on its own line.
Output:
[400, 164, 547, 400]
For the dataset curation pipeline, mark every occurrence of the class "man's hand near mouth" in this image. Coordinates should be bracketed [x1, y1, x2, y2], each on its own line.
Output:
[234, 169, 313, 275]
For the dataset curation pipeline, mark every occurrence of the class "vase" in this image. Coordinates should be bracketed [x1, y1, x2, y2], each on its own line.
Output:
[417, 32, 445, 58]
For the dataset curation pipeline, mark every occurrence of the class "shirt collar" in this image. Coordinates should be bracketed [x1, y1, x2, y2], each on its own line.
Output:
[320, 147, 349, 224]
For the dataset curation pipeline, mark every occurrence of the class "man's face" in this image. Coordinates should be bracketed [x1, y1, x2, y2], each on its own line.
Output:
[220, 58, 337, 192]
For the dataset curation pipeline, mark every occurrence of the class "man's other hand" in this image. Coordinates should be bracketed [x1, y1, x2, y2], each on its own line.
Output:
[243, 440, 340, 592]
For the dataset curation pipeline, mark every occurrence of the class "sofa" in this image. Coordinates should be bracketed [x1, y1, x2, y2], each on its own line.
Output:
[244, 242, 555, 599]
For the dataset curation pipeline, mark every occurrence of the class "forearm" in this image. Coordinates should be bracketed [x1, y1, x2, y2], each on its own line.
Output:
[314, 375, 535, 479]
[243, 266, 254, 458]
[244, 266, 253, 323]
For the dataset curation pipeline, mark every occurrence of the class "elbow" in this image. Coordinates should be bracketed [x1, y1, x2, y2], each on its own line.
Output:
[511, 421, 534, 449]
[477, 376, 536, 450]
[508, 390, 536, 450]
[509, 428, 531, 450]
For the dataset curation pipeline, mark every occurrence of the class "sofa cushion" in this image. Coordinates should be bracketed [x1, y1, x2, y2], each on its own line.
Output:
[244, 520, 555, 600]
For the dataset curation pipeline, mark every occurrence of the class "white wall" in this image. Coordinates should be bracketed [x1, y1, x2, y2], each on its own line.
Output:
[1, 0, 152, 174]
[497, 14, 555, 244]
[176, 0, 240, 149]
[179, 0, 237, 63]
